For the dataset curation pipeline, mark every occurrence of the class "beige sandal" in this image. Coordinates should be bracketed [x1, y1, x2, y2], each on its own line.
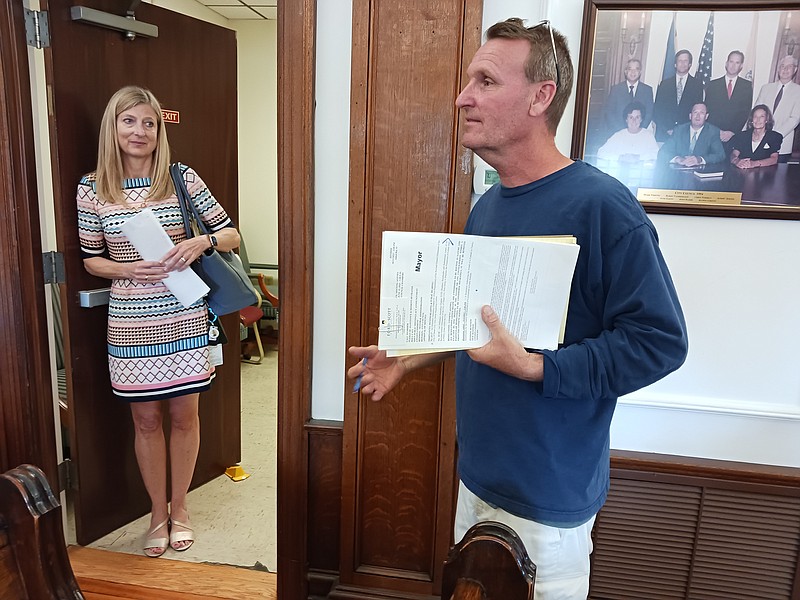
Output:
[169, 518, 195, 552]
[143, 518, 170, 558]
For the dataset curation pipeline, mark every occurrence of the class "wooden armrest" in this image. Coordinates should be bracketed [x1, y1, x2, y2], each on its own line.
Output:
[0, 465, 83, 598]
[257, 273, 279, 308]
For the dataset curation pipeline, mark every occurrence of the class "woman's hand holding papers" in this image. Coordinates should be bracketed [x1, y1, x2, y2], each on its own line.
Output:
[467, 306, 544, 382]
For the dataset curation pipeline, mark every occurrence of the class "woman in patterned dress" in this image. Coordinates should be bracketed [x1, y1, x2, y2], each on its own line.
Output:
[77, 86, 241, 558]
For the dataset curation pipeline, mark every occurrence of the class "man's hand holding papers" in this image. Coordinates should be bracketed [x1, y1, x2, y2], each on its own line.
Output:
[351, 231, 578, 399]
[377, 231, 579, 355]
[349, 303, 546, 401]
[466, 305, 544, 381]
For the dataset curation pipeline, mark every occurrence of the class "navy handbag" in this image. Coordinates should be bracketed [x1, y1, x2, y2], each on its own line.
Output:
[170, 163, 258, 316]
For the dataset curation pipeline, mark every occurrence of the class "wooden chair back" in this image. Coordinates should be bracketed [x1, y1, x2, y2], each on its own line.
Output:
[442, 521, 535, 600]
[0, 464, 84, 599]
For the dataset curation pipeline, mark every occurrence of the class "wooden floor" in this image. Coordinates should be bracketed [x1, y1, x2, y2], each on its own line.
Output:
[68, 546, 277, 600]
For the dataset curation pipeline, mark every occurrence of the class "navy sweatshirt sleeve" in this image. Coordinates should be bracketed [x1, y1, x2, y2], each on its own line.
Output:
[539, 220, 687, 400]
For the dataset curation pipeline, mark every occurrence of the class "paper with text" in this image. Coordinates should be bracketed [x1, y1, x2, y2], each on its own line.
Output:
[120, 209, 210, 308]
[378, 231, 579, 353]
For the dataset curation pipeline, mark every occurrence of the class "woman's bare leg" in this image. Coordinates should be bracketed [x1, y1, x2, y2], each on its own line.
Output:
[167, 393, 200, 550]
[130, 400, 169, 556]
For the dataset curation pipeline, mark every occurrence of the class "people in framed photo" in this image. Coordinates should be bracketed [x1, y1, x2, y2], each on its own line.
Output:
[573, 4, 800, 218]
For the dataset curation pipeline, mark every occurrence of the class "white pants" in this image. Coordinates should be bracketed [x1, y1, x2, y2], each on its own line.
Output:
[454, 481, 595, 600]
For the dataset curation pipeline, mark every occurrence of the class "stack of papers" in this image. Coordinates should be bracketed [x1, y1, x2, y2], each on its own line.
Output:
[694, 170, 724, 179]
[120, 208, 210, 307]
[378, 231, 580, 356]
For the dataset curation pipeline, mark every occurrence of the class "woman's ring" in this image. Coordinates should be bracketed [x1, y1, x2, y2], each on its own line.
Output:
[180, 257, 187, 262]
[145, 275, 149, 281]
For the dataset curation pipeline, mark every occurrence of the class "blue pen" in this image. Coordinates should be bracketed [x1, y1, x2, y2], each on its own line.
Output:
[352, 358, 368, 393]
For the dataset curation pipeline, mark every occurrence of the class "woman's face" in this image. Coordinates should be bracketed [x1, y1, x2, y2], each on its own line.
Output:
[116, 103, 158, 160]
[625, 109, 642, 133]
[751, 109, 767, 131]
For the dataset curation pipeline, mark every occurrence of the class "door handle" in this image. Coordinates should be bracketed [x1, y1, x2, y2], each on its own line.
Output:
[79, 288, 110, 308]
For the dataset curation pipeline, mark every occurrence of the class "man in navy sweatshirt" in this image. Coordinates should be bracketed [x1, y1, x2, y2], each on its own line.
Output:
[348, 18, 688, 600]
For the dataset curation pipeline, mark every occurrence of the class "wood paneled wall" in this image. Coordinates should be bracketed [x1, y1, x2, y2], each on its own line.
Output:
[308, 425, 800, 600]
[338, 0, 482, 597]
[591, 452, 800, 599]
[276, 0, 317, 599]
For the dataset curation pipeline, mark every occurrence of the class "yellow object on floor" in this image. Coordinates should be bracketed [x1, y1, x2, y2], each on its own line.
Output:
[225, 465, 251, 482]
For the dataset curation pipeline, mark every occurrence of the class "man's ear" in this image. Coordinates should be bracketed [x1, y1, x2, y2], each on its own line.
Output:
[529, 81, 557, 117]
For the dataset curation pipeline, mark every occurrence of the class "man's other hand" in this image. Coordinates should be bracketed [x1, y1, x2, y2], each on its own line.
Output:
[347, 346, 406, 401]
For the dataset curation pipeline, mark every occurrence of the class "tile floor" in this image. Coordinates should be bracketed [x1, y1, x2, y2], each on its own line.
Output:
[66, 352, 278, 571]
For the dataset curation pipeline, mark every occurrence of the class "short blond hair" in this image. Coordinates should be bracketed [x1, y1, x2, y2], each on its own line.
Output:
[486, 18, 573, 135]
[95, 86, 171, 204]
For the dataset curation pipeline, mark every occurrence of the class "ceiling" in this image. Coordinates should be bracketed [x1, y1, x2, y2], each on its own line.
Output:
[197, 0, 277, 20]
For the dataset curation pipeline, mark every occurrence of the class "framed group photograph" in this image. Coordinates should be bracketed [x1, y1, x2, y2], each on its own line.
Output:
[571, 0, 800, 219]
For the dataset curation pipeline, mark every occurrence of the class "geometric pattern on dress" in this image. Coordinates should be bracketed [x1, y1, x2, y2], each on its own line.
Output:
[107, 313, 208, 346]
[75, 165, 230, 397]
[109, 347, 210, 387]
[179, 164, 234, 230]
[77, 165, 233, 261]
[107, 333, 207, 359]
[107, 289, 200, 320]
[107, 288, 208, 363]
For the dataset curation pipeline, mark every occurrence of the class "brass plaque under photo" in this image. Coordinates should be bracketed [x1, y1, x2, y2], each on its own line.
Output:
[637, 188, 743, 205]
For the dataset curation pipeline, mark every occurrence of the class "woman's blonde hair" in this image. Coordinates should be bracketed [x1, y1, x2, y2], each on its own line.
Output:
[95, 86, 172, 204]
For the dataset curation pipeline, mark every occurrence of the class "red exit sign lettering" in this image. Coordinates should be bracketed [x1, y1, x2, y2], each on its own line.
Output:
[162, 109, 180, 124]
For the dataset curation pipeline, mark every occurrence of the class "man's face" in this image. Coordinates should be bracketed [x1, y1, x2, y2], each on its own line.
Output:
[626, 109, 643, 133]
[624, 62, 641, 84]
[778, 58, 798, 84]
[456, 38, 536, 158]
[675, 53, 691, 76]
[725, 54, 744, 78]
[689, 104, 708, 129]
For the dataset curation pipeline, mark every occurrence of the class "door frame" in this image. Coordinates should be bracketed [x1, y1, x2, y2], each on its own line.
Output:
[0, 0, 59, 481]
[276, 1, 315, 598]
[2, 0, 314, 594]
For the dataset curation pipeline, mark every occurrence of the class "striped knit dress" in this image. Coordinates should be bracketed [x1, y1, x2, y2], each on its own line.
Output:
[76, 164, 232, 401]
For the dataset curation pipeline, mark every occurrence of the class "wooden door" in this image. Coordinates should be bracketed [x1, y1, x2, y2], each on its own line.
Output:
[42, 0, 240, 544]
[339, 0, 483, 597]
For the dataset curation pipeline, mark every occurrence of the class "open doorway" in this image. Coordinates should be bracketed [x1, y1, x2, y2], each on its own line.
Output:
[31, 0, 279, 571]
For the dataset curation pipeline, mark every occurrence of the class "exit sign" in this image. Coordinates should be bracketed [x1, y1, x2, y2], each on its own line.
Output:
[162, 109, 180, 124]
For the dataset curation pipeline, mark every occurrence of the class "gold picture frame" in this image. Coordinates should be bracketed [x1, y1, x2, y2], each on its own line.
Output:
[571, 1, 800, 219]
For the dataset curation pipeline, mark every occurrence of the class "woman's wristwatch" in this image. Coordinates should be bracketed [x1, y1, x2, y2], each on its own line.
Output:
[207, 234, 218, 249]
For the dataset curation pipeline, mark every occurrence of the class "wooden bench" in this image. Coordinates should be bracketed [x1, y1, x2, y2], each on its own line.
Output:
[0, 464, 83, 599]
[442, 521, 536, 600]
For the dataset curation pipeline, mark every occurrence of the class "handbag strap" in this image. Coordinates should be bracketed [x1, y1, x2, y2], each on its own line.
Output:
[169, 163, 211, 239]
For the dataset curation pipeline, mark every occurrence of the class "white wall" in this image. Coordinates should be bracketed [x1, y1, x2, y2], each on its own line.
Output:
[312, 2, 800, 469]
[311, 0, 354, 421]
[234, 20, 279, 265]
